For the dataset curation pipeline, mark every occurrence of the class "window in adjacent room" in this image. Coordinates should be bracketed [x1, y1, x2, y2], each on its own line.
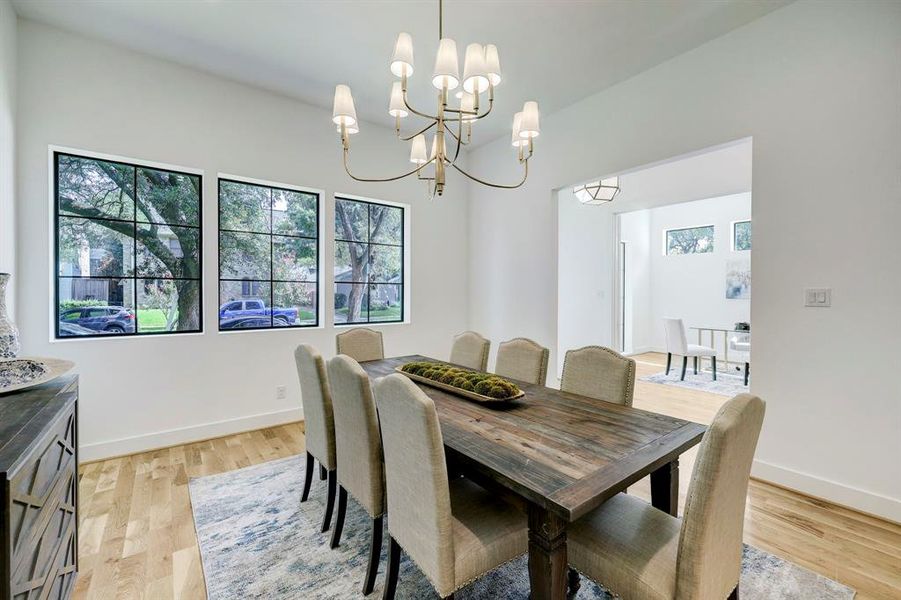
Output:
[54, 151, 202, 338]
[665, 225, 715, 255]
[733, 220, 752, 251]
[218, 178, 320, 330]
[334, 196, 405, 325]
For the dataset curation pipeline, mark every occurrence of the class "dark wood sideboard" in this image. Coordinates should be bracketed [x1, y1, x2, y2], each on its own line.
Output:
[1, 375, 78, 600]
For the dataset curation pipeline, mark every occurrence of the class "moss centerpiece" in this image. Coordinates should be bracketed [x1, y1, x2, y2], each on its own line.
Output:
[398, 361, 523, 402]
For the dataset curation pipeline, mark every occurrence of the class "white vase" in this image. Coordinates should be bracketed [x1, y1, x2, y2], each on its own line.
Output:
[0, 273, 20, 359]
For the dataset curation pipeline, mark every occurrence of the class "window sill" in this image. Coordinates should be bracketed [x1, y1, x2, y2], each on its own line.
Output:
[217, 324, 326, 335]
[49, 330, 206, 344]
[333, 320, 410, 329]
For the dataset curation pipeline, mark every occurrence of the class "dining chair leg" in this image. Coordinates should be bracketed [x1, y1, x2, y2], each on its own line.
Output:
[711, 356, 717, 381]
[319, 464, 327, 481]
[567, 567, 581, 594]
[665, 352, 672, 375]
[362, 515, 384, 595]
[329, 485, 348, 549]
[680, 356, 687, 381]
[744, 362, 749, 386]
[693, 356, 698, 375]
[301, 451, 314, 503]
[382, 536, 401, 600]
[728, 584, 739, 600]
[321, 469, 337, 533]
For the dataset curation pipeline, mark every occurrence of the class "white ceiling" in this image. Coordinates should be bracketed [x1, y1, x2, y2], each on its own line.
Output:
[609, 138, 752, 212]
[12, 0, 790, 145]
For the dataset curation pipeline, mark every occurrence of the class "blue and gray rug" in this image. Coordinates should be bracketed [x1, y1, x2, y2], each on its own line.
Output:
[189, 455, 855, 599]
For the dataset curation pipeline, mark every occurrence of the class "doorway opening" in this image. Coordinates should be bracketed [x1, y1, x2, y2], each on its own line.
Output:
[557, 137, 752, 394]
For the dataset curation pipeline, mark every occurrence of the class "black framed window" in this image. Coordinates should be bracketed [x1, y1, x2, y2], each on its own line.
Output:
[218, 179, 319, 330]
[733, 220, 751, 251]
[665, 225, 715, 255]
[334, 197, 405, 325]
[54, 152, 202, 338]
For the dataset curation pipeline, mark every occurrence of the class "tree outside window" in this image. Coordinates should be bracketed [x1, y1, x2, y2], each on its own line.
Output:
[733, 221, 751, 251]
[55, 152, 202, 338]
[218, 179, 319, 330]
[334, 197, 404, 324]
[665, 225, 715, 255]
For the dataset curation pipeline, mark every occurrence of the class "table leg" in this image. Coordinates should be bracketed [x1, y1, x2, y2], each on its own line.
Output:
[650, 459, 680, 517]
[724, 330, 729, 371]
[527, 503, 568, 600]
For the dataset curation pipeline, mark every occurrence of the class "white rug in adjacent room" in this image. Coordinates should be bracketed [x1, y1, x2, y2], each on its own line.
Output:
[641, 366, 749, 396]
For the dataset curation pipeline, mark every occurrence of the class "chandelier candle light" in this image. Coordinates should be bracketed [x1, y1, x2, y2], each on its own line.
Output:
[332, 0, 539, 198]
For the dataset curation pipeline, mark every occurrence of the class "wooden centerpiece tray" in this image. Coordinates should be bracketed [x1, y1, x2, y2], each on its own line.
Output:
[395, 364, 525, 404]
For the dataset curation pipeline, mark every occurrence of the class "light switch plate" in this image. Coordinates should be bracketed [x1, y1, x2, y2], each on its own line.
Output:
[805, 288, 832, 307]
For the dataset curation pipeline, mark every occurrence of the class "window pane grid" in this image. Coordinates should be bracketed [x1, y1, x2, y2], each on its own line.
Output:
[218, 179, 320, 331]
[334, 197, 404, 325]
[54, 152, 203, 338]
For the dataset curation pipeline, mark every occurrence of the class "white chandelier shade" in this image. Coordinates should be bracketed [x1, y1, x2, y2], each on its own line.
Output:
[333, 0, 539, 197]
[388, 82, 408, 118]
[462, 43, 490, 94]
[390, 32, 415, 77]
[409, 134, 428, 164]
[432, 38, 460, 90]
[519, 101, 540, 138]
[484, 44, 502, 86]
[332, 84, 357, 127]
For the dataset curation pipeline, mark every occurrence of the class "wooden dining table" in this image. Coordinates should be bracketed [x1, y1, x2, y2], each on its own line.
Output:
[360, 355, 707, 600]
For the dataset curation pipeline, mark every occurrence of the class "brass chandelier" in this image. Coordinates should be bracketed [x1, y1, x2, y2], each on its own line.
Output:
[331, 0, 540, 198]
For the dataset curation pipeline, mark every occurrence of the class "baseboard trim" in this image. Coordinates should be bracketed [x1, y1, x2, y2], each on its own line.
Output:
[624, 346, 659, 356]
[752, 459, 901, 524]
[78, 408, 304, 463]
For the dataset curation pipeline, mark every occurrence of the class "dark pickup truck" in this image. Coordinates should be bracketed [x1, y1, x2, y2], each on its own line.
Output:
[219, 299, 298, 328]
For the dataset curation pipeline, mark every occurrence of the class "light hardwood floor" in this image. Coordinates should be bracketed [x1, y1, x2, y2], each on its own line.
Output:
[73, 352, 901, 599]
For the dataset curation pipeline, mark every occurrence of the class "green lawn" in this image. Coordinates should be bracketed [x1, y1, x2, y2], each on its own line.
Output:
[137, 308, 169, 333]
[334, 305, 402, 321]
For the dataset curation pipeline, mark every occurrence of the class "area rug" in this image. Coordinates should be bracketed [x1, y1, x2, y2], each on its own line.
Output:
[641, 367, 749, 397]
[189, 455, 855, 599]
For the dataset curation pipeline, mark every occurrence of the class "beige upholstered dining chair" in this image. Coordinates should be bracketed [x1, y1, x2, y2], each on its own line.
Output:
[495, 337, 550, 385]
[373, 374, 528, 600]
[326, 355, 385, 595]
[449, 331, 490, 371]
[561, 346, 636, 406]
[293, 344, 337, 533]
[336, 327, 385, 362]
[566, 393, 766, 600]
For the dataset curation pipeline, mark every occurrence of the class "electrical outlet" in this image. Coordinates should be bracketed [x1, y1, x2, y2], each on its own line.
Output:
[804, 288, 832, 308]
[275, 385, 287, 400]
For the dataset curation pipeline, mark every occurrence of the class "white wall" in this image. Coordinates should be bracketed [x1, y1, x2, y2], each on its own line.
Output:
[618, 209, 650, 354]
[621, 193, 751, 353]
[16, 21, 470, 461]
[469, 1, 901, 521]
[0, 0, 15, 317]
